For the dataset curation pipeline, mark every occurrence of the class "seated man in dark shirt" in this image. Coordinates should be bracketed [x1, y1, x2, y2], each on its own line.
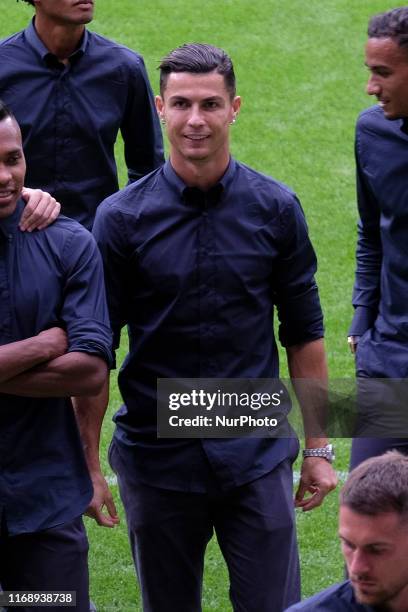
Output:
[286, 451, 408, 611]
[0, 100, 113, 611]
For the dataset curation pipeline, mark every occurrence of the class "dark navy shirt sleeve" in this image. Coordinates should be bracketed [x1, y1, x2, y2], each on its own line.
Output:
[60, 223, 113, 365]
[349, 121, 382, 336]
[273, 194, 323, 347]
[121, 55, 164, 184]
[93, 201, 131, 356]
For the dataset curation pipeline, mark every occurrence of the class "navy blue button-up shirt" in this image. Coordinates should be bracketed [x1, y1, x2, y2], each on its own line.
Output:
[0, 201, 112, 535]
[286, 580, 373, 611]
[93, 159, 323, 491]
[0, 20, 164, 229]
[350, 105, 408, 377]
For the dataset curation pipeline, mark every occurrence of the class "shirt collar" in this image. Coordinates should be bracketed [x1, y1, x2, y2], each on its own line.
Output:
[0, 199, 25, 240]
[163, 157, 237, 205]
[25, 18, 88, 64]
[401, 118, 408, 135]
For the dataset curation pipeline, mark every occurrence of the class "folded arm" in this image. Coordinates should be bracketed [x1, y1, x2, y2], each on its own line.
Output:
[0, 349, 107, 397]
[0, 327, 67, 384]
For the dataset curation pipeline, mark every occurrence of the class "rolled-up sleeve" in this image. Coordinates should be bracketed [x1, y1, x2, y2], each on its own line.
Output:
[92, 200, 131, 366]
[61, 226, 113, 366]
[272, 195, 324, 347]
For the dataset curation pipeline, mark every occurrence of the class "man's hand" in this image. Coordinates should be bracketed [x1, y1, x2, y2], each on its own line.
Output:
[295, 458, 338, 512]
[85, 471, 119, 528]
[37, 327, 68, 361]
[347, 335, 360, 355]
[20, 188, 61, 232]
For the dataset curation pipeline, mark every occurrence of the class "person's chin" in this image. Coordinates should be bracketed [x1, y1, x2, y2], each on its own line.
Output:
[0, 198, 18, 219]
[381, 104, 402, 121]
[353, 584, 381, 605]
[184, 147, 210, 162]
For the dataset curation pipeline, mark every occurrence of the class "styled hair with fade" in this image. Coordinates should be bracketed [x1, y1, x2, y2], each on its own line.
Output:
[159, 43, 236, 98]
[340, 451, 408, 520]
[368, 7, 408, 50]
[0, 99, 15, 123]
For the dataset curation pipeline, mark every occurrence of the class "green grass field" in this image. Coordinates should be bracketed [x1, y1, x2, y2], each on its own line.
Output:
[1, 0, 400, 609]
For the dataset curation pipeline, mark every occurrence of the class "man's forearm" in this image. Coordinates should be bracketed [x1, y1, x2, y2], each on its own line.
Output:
[287, 338, 338, 509]
[286, 338, 329, 445]
[0, 352, 107, 397]
[72, 378, 109, 474]
[0, 327, 67, 384]
[73, 378, 119, 528]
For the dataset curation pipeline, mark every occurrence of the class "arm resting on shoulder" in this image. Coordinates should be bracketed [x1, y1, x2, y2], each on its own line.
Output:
[20, 188, 61, 232]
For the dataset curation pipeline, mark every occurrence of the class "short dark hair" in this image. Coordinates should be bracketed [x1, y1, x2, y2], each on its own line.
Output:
[0, 100, 15, 123]
[159, 43, 236, 98]
[368, 7, 408, 50]
[17, 0, 35, 5]
[340, 451, 408, 520]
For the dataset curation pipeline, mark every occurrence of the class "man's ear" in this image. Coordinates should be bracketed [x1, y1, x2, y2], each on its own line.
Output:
[155, 95, 164, 121]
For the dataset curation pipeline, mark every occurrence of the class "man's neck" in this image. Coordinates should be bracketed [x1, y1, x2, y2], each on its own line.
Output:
[371, 589, 408, 612]
[170, 154, 230, 191]
[34, 16, 85, 61]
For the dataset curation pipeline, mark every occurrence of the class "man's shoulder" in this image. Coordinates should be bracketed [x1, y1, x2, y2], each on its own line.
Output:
[86, 30, 145, 68]
[285, 581, 366, 611]
[356, 104, 395, 137]
[39, 215, 95, 249]
[96, 167, 164, 221]
[235, 160, 297, 203]
[0, 30, 25, 51]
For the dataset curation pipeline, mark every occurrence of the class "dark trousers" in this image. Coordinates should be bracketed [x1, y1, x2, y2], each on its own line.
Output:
[0, 516, 89, 612]
[350, 437, 408, 470]
[110, 442, 300, 612]
[351, 376, 408, 469]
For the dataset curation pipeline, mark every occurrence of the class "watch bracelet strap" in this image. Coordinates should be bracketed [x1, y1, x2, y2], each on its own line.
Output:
[302, 447, 329, 458]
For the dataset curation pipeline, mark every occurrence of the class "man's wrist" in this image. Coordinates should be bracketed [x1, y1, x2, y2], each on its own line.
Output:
[302, 443, 335, 464]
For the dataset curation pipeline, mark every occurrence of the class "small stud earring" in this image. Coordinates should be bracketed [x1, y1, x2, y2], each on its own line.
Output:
[161, 116, 166, 125]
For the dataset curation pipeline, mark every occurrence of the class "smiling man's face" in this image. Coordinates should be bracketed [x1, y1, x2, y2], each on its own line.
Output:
[0, 117, 26, 219]
[365, 36, 408, 119]
[156, 70, 241, 172]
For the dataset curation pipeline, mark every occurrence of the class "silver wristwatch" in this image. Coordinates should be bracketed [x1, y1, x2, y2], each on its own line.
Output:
[302, 444, 335, 464]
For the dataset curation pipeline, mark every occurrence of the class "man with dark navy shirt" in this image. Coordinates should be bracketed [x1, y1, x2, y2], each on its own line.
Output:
[0, 100, 112, 611]
[348, 7, 408, 468]
[85, 43, 337, 611]
[1, 0, 164, 229]
[286, 452, 408, 612]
